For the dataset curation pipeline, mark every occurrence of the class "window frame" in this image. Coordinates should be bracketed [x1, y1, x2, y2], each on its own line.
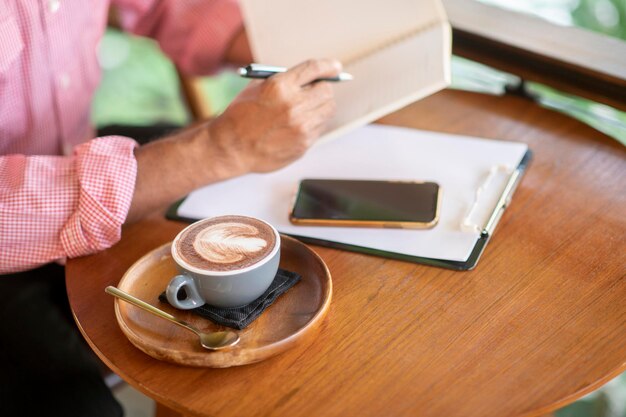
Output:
[443, 0, 626, 109]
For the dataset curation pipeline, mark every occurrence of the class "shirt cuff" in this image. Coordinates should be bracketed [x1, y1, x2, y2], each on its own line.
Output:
[60, 136, 138, 258]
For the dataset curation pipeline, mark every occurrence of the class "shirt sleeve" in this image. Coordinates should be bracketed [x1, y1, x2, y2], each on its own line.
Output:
[0, 136, 138, 274]
[113, 0, 243, 75]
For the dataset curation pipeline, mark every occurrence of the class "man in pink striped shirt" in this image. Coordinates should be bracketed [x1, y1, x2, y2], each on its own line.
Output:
[1, 0, 339, 414]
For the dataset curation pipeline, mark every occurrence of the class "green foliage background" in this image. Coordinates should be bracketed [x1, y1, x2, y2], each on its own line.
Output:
[572, 0, 626, 39]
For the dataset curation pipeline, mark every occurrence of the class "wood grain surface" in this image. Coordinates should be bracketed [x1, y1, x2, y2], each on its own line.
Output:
[113, 237, 332, 367]
[67, 89, 626, 417]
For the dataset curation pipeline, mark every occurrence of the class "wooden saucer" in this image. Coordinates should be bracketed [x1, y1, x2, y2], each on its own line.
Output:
[113, 235, 332, 367]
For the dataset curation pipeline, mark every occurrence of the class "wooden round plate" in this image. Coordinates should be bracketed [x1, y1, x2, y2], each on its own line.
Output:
[113, 235, 332, 367]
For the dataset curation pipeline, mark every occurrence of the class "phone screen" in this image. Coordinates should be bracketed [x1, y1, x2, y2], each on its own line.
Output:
[291, 179, 440, 225]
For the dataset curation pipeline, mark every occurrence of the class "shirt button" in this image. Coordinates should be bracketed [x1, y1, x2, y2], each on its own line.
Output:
[49, 0, 61, 13]
[59, 73, 70, 89]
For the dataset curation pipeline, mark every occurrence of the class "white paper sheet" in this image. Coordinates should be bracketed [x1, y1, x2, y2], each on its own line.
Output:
[177, 125, 528, 262]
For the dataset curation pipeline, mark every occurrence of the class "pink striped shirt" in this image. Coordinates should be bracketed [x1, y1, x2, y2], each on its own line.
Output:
[0, 0, 242, 273]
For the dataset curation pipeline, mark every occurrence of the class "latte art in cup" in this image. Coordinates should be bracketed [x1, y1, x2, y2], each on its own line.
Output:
[194, 223, 269, 264]
[174, 216, 277, 272]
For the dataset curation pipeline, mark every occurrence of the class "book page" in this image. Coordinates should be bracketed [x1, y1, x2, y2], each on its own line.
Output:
[321, 23, 451, 142]
[177, 125, 529, 263]
[240, 0, 447, 66]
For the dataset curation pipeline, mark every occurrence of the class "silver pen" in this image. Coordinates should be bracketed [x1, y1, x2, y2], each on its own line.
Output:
[238, 64, 353, 82]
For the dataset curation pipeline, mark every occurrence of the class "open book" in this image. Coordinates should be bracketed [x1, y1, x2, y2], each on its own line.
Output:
[240, 0, 452, 141]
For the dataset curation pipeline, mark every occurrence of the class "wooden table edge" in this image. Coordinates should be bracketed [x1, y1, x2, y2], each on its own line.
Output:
[523, 363, 626, 417]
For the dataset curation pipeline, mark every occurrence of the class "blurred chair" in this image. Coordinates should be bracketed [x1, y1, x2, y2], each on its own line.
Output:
[107, 7, 212, 123]
[177, 73, 213, 121]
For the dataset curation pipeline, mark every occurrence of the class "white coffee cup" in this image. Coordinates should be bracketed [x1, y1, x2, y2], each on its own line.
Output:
[166, 215, 281, 309]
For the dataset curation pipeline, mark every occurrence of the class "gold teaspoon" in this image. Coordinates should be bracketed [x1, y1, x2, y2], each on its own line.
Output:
[105, 286, 240, 351]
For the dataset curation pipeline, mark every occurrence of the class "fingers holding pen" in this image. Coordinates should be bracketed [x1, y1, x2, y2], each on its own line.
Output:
[279, 58, 343, 87]
[209, 58, 344, 174]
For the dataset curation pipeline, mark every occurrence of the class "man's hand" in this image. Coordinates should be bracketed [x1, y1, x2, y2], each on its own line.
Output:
[209, 58, 340, 173]
[128, 59, 339, 222]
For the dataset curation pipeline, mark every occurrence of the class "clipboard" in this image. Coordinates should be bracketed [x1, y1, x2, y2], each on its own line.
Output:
[167, 125, 532, 271]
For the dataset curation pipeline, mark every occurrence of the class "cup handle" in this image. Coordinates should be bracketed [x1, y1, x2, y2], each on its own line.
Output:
[166, 274, 204, 310]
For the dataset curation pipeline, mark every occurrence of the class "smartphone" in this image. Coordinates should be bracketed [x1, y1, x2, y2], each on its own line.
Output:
[289, 179, 441, 229]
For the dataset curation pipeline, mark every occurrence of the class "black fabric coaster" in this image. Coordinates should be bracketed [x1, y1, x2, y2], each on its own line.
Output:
[158, 269, 301, 330]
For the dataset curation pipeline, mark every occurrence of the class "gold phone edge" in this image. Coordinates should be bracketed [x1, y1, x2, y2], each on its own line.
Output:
[288, 181, 442, 230]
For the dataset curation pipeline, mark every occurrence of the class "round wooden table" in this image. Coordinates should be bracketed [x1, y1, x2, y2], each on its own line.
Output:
[67, 89, 626, 417]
